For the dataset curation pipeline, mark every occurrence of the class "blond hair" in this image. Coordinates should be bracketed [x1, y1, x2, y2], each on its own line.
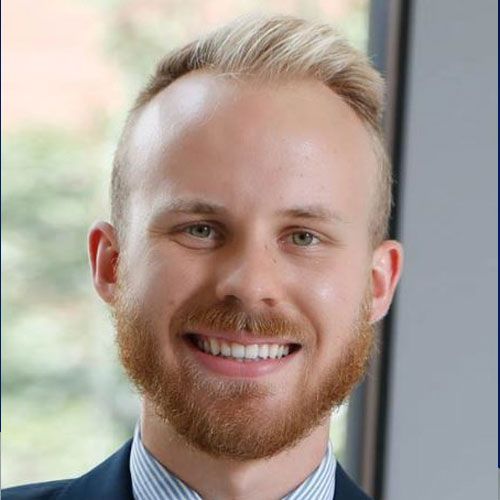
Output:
[112, 14, 391, 246]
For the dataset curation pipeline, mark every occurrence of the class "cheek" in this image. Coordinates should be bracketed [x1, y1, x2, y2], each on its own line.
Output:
[293, 259, 369, 354]
[300, 260, 366, 312]
[124, 245, 210, 317]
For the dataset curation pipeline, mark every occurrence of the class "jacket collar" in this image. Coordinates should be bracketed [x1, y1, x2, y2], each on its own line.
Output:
[56, 440, 134, 500]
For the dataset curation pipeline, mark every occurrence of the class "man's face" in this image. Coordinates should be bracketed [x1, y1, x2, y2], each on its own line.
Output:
[112, 73, 381, 460]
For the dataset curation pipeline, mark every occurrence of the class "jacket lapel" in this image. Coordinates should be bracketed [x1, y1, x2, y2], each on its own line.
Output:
[56, 440, 134, 500]
[333, 462, 372, 500]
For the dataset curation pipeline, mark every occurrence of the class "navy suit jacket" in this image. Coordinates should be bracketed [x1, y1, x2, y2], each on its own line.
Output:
[3, 440, 372, 499]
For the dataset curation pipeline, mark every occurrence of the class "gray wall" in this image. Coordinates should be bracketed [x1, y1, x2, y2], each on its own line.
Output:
[384, 0, 498, 499]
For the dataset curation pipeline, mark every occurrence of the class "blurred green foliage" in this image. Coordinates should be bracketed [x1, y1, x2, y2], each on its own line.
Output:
[1, 123, 140, 484]
[2, 0, 369, 487]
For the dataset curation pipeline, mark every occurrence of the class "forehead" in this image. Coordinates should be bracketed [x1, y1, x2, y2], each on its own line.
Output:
[125, 72, 377, 222]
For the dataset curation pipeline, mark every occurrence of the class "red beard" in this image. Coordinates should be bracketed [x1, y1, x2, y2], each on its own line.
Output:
[113, 284, 375, 461]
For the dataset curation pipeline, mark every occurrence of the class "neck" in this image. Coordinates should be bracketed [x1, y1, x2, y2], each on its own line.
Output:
[140, 400, 331, 500]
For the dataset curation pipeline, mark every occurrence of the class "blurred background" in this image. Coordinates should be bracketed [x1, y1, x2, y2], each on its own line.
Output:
[2, 0, 497, 499]
[1, 0, 369, 488]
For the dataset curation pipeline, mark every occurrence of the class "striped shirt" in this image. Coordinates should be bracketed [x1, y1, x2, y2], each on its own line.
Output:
[130, 423, 337, 499]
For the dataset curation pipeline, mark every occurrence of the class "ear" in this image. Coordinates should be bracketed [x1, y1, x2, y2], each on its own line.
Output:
[88, 221, 120, 304]
[369, 240, 404, 323]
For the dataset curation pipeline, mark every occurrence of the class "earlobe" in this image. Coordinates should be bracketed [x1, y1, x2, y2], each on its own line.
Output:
[88, 221, 120, 304]
[369, 240, 404, 323]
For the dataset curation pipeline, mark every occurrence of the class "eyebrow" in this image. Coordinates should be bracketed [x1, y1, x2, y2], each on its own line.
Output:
[153, 198, 348, 224]
[153, 198, 227, 216]
[276, 205, 348, 224]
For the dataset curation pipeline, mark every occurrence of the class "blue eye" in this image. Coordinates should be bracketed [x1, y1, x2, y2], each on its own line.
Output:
[185, 224, 215, 238]
[291, 232, 319, 246]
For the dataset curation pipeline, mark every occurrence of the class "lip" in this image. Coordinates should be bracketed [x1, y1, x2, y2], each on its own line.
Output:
[183, 334, 301, 378]
[183, 329, 301, 346]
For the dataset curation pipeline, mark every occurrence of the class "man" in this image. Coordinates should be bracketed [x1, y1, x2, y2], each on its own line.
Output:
[4, 14, 402, 500]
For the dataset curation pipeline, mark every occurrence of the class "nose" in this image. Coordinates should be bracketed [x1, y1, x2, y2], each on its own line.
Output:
[214, 240, 283, 309]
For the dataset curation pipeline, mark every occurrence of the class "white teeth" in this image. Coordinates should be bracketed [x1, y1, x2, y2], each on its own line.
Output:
[268, 344, 279, 359]
[209, 338, 220, 356]
[203, 339, 210, 354]
[230, 343, 245, 359]
[220, 341, 231, 357]
[194, 336, 293, 361]
[245, 344, 259, 359]
[258, 344, 269, 359]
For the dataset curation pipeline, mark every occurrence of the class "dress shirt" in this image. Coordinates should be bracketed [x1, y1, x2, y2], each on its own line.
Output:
[130, 423, 337, 499]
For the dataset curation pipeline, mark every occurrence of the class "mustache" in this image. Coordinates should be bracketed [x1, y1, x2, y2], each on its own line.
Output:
[170, 300, 311, 344]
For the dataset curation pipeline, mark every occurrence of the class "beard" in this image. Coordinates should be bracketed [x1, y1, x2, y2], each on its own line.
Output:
[113, 278, 375, 461]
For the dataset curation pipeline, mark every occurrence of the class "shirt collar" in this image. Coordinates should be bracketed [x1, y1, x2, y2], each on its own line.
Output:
[130, 422, 336, 500]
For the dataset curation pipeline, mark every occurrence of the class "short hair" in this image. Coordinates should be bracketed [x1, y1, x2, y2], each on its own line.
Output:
[111, 14, 391, 246]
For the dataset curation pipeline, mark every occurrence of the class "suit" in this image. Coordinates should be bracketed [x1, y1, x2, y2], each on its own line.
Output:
[2, 440, 372, 499]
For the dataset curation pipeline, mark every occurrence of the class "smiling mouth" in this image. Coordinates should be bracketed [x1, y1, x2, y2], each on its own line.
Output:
[185, 333, 302, 362]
